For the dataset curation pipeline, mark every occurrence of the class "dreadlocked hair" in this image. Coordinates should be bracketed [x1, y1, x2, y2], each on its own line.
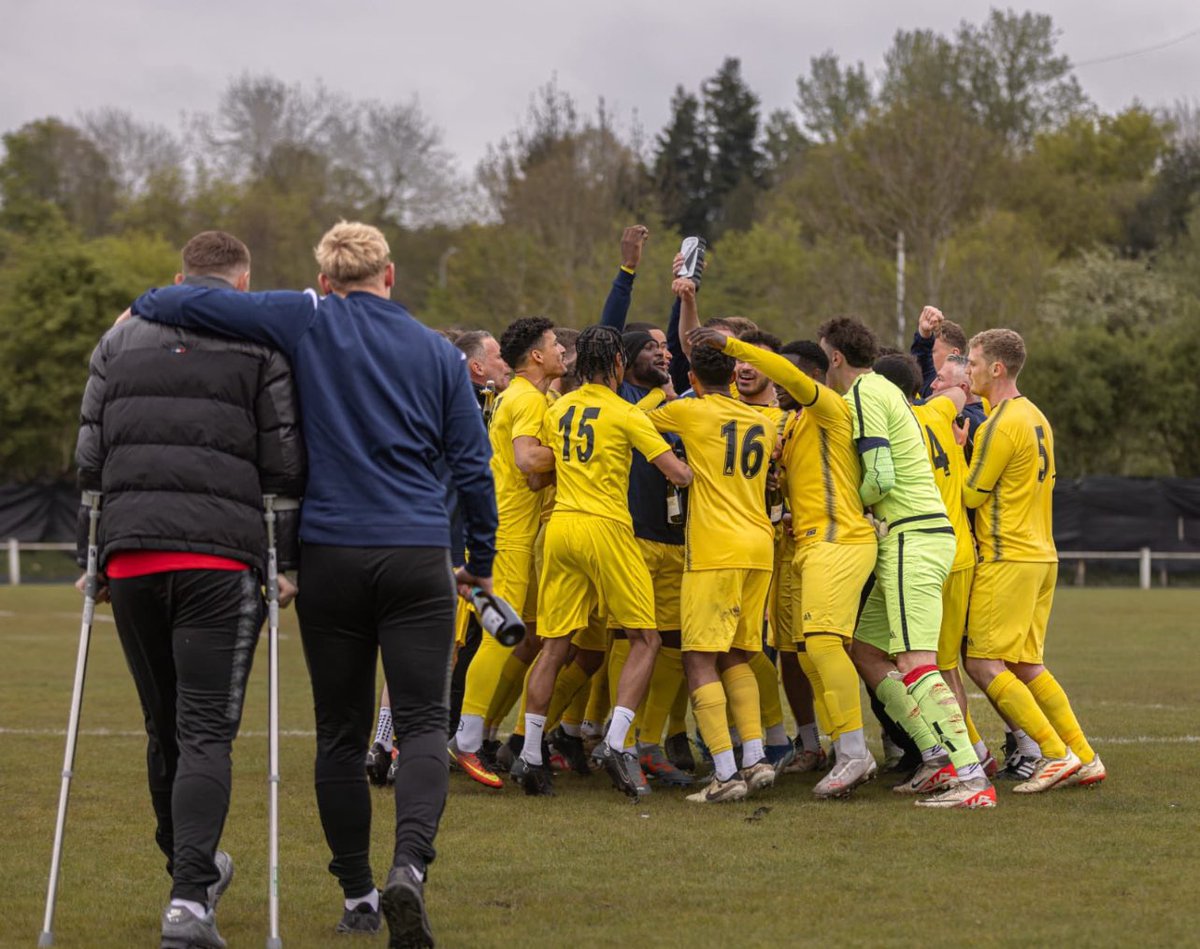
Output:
[575, 324, 624, 387]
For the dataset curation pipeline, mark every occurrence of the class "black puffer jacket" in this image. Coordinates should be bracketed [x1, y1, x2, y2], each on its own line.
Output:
[75, 278, 305, 574]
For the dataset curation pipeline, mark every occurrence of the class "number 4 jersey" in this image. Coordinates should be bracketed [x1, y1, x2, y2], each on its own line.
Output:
[543, 383, 671, 526]
[646, 394, 775, 572]
[965, 396, 1057, 564]
[912, 396, 976, 572]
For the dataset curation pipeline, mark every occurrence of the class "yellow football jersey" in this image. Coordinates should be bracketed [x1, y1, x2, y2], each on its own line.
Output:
[490, 375, 550, 547]
[913, 397, 975, 571]
[646, 394, 775, 571]
[964, 396, 1057, 563]
[544, 383, 670, 526]
[538, 388, 560, 525]
[722, 337, 874, 547]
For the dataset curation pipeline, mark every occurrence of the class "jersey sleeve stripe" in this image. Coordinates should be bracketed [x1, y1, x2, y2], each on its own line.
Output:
[966, 399, 1009, 489]
[856, 436, 890, 452]
[852, 378, 866, 437]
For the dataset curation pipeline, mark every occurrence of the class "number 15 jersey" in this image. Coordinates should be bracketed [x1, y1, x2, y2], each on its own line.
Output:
[647, 394, 774, 572]
[543, 383, 670, 526]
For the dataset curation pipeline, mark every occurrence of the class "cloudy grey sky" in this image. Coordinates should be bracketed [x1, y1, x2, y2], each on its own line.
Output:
[4, 0, 1198, 173]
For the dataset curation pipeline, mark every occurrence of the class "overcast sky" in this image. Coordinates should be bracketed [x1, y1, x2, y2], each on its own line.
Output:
[4, 1, 1198, 174]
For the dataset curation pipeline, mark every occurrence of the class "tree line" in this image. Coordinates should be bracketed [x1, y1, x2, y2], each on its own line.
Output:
[1, 8, 1198, 481]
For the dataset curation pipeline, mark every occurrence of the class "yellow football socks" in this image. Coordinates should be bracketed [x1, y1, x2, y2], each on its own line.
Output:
[747, 651, 784, 732]
[545, 661, 591, 734]
[797, 649, 834, 737]
[463, 635, 513, 719]
[638, 647, 684, 747]
[1028, 670, 1096, 764]
[985, 670, 1067, 760]
[720, 663, 763, 743]
[691, 681, 732, 755]
[805, 634, 863, 739]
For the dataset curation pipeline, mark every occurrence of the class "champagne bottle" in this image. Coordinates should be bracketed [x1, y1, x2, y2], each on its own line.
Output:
[676, 236, 707, 290]
[481, 380, 497, 428]
[666, 444, 687, 526]
[470, 587, 526, 646]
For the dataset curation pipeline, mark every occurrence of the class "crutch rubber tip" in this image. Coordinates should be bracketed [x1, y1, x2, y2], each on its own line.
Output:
[266, 938, 282, 949]
[38, 931, 54, 947]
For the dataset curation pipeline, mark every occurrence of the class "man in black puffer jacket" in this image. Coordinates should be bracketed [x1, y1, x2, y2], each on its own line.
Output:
[74, 230, 304, 949]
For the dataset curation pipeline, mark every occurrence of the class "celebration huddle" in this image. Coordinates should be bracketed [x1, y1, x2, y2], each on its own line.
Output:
[50, 216, 1105, 949]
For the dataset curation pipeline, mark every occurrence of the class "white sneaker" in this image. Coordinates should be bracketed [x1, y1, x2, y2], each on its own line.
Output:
[740, 760, 776, 793]
[686, 774, 749, 804]
[1059, 753, 1106, 788]
[1013, 749, 1082, 794]
[893, 755, 957, 795]
[915, 777, 997, 809]
[813, 754, 876, 799]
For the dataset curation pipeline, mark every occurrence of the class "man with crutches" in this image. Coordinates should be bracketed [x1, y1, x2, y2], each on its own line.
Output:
[59, 231, 304, 949]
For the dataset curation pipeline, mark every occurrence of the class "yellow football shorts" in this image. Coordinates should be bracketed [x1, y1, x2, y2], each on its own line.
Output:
[936, 563, 975, 670]
[966, 561, 1056, 664]
[636, 538, 684, 632]
[455, 541, 538, 644]
[537, 515, 656, 640]
[792, 540, 877, 639]
[572, 611, 611, 652]
[681, 568, 771, 654]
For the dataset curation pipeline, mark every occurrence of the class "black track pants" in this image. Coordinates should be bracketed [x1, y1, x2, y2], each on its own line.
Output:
[296, 545, 455, 898]
[109, 569, 263, 904]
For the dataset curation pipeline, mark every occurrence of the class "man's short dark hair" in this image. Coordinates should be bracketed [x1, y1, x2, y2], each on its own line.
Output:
[691, 343, 735, 389]
[624, 321, 659, 334]
[181, 231, 250, 278]
[873, 354, 922, 400]
[454, 330, 493, 363]
[938, 319, 967, 353]
[818, 317, 878, 368]
[739, 329, 782, 353]
[781, 340, 828, 375]
[553, 326, 580, 358]
[705, 315, 758, 337]
[500, 317, 555, 371]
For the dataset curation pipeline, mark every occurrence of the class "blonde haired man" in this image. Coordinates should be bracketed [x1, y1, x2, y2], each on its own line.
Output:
[132, 219, 497, 948]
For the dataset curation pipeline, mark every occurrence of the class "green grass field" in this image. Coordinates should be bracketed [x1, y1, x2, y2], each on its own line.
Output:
[1, 585, 1197, 948]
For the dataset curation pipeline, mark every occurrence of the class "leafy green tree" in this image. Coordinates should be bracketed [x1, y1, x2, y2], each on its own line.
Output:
[653, 86, 709, 235]
[702, 57, 763, 235]
[795, 52, 873, 142]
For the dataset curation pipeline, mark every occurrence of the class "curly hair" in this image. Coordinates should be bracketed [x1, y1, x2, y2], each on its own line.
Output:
[574, 325, 624, 387]
[781, 339, 829, 375]
[817, 316, 878, 368]
[739, 329, 782, 353]
[499, 316, 555, 372]
[691, 342, 736, 389]
[873, 353, 922, 401]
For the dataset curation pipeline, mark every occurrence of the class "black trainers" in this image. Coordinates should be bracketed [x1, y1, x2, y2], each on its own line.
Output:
[336, 900, 382, 935]
[479, 738, 501, 772]
[549, 727, 592, 776]
[366, 742, 392, 787]
[997, 753, 1039, 781]
[594, 741, 650, 799]
[664, 731, 696, 772]
[161, 904, 226, 949]
[382, 865, 435, 948]
[206, 850, 234, 910]
[514, 757, 555, 796]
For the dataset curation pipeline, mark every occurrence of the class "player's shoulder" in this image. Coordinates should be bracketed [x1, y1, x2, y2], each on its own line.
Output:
[914, 395, 956, 424]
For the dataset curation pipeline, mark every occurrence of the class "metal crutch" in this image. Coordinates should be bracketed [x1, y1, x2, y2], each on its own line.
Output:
[39, 490, 102, 947]
[263, 495, 284, 949]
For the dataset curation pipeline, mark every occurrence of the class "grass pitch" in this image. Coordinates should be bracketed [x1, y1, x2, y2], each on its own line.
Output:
[1, 585, 1197, 948]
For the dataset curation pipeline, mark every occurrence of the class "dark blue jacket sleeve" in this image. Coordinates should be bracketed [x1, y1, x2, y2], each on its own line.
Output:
[666, 297, 690, 394]
[962, 401, 987, 464]
[599, 268, 635, 330]
[911, 331, 936, 398]
[132, 285, 317, 357]
[441, 350, 498, 577]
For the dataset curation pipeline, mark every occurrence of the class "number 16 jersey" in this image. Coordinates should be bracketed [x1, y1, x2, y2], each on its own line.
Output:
[647, 394, 774, 572]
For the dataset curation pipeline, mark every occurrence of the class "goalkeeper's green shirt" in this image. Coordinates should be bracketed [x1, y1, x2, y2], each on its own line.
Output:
[845, 372, 949, 534]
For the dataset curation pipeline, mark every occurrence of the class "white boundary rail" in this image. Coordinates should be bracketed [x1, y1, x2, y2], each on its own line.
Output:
[6, 540, 1200, 588]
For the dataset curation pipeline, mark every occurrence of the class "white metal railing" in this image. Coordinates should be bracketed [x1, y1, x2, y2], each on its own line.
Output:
[5, 538, 1200, 588]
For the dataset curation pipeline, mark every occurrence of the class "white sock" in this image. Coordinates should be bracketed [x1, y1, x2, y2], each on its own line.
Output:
[605, 706, 636, 752]
[560, 721, 581, 738]
[957, 761, 986, 783]
[1014, 729, 1040, 758]
[374, 705, 393, 751]
[522, 714, 546, 765]
[973, 740, 989, 761]
[713, 749, 738, 782]
[456, 714, 484, 754]
[799, 722, 820, 753]
[344, 888, 379, 912]
[170, 898, 208, 919]
[837, 728, 867, 759]
[741, 738, 765, 767]
[921, 743, 947, 763]
[581, 720, 601, 739]
[765, 723, 788, 746]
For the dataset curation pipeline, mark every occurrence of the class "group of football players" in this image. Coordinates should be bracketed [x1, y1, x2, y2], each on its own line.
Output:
[367, 225, 1107, 808]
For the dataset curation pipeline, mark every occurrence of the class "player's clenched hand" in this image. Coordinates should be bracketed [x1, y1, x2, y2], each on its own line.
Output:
[952, 415, 969, 447]
[75, 572, 110, 603]
[686, 326, 725, 352]
[621, 225, 649, 270]
[918, 306, 943, 339]
[278, 574, 298, 609]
